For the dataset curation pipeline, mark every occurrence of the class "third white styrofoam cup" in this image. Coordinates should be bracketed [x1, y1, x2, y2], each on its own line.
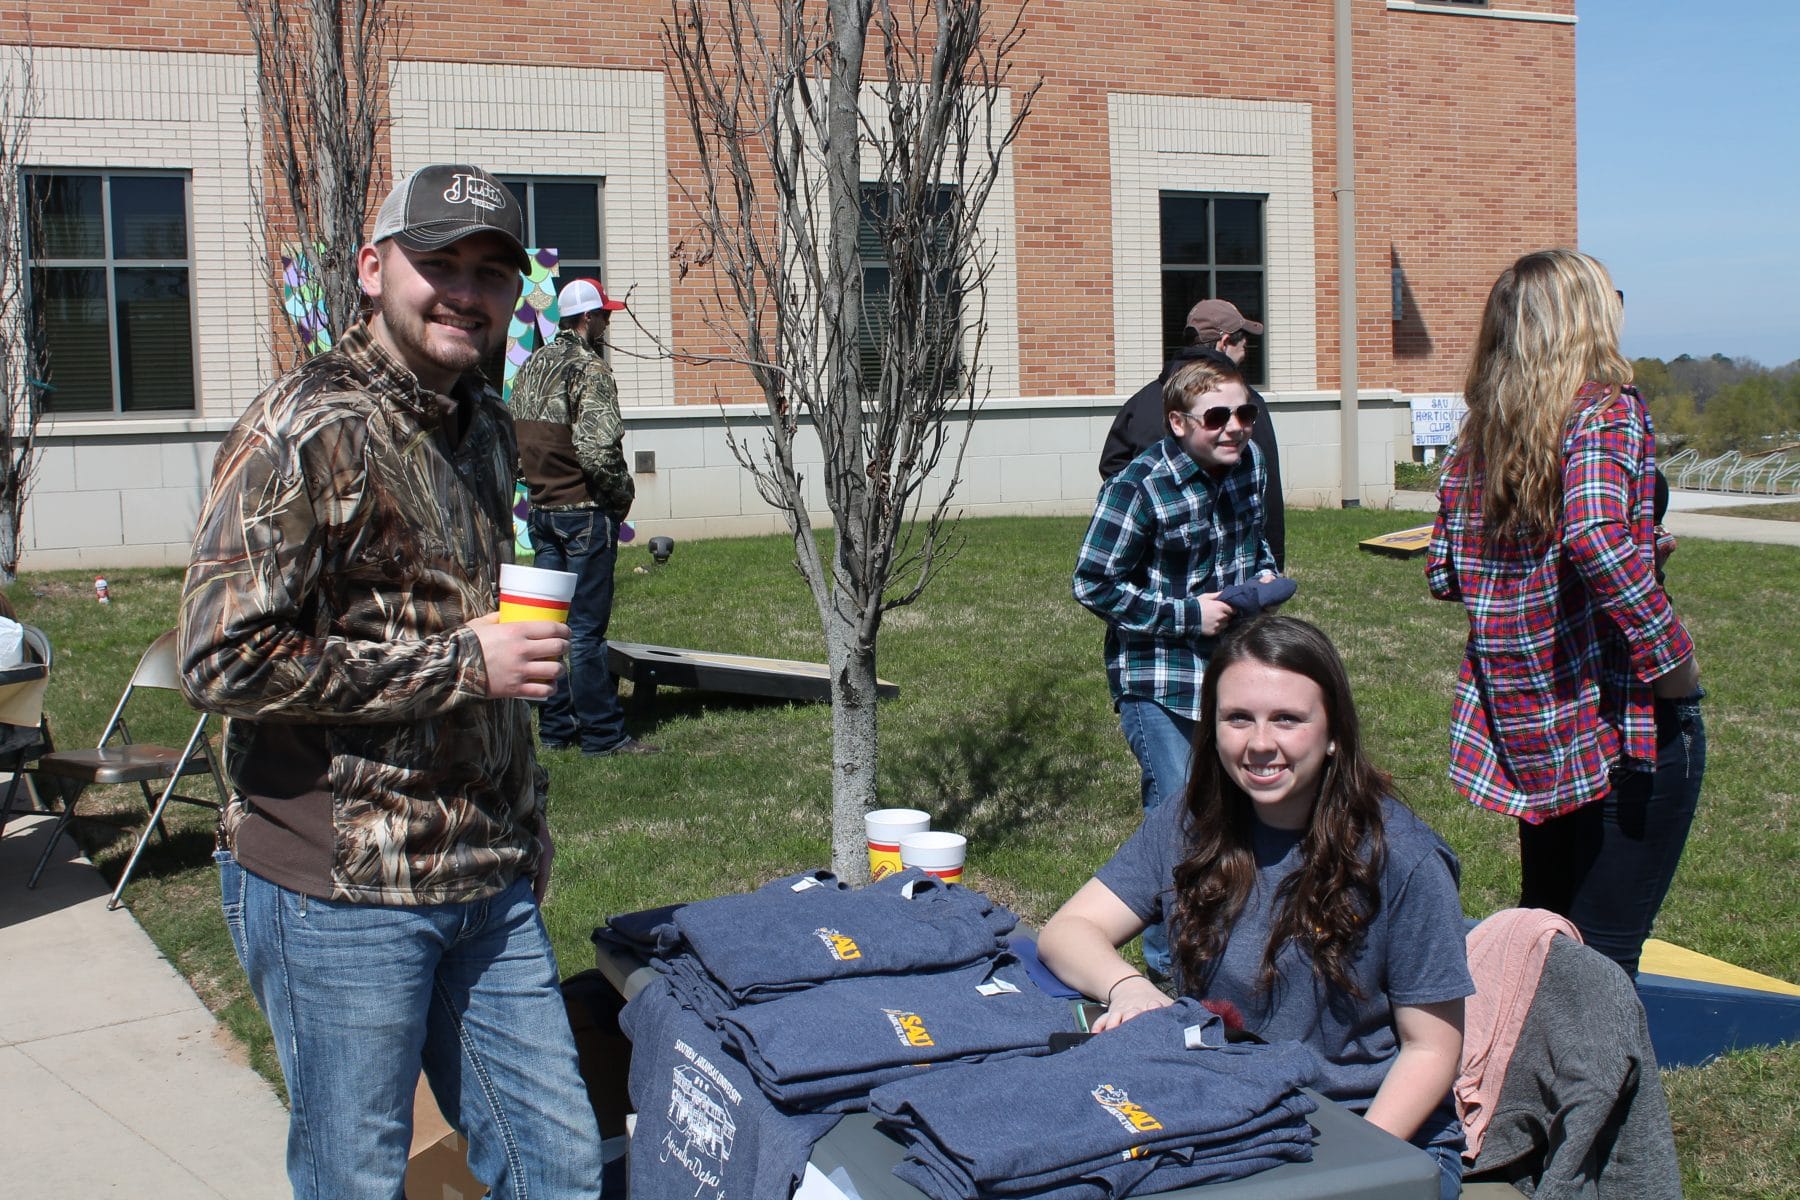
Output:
[899, 830, 966, 884]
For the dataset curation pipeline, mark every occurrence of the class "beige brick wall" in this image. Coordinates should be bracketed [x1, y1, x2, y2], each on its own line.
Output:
[25, 48, 265, 422]
[20, 49, 258, 569]
[5, 3, 1577, 566]
[1108, 93, 1318, 394]
[390, 61, 676, 408]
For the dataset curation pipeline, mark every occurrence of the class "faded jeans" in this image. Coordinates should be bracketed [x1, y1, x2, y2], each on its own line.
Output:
[217, 853, 605, 1199]
[1117, 696, 1198, 977]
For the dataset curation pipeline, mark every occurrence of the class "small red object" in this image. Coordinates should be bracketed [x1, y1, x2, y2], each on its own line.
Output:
[94, 576, 111, 604]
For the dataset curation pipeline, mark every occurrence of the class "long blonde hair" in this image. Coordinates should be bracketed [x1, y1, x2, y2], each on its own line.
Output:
[1455, 249, 1633, 541]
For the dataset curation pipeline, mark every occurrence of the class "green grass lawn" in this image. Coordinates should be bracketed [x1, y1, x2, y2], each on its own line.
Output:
[11, 509, 1799, 1198]
[1690, 500, 1800, 523]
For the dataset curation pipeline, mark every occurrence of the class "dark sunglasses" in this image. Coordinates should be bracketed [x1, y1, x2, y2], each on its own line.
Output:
[1181, 402, 1259, 431]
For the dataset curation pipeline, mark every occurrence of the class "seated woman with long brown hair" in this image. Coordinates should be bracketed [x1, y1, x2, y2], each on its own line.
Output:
[1039, 616, 1472, 1200]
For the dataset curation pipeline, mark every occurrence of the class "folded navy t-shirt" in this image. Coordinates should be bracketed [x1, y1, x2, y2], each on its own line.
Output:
[1215, 576, 1297, 615]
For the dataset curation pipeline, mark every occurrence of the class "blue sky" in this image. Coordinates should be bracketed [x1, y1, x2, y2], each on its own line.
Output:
[1578, 2, 1800, 367]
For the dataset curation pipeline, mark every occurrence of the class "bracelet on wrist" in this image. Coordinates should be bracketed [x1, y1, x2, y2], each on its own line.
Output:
[1105, 972, 1147, 1006]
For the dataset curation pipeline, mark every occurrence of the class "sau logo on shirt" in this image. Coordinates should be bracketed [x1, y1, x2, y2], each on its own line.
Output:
[814, 927, 862, 961]
[1091, 1083, 1164, 1134]
[883, 1008, 936, 1048]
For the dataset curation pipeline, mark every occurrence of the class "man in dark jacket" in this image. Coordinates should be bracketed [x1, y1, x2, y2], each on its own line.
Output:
[1099, 299, 1285, 570]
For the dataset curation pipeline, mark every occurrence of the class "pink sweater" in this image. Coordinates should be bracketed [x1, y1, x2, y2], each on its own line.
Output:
[1456, 908, 1583, 1156]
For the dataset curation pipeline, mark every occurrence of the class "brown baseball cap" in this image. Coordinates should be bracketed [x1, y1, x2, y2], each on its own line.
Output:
[1185, 298, 1264, 340]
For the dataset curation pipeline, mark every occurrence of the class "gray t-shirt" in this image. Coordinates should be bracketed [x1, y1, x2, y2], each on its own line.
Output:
[1095, 796, 1474, 1114]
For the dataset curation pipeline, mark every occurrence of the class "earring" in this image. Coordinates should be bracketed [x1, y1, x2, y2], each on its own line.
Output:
[1327, 742, 1337, 756]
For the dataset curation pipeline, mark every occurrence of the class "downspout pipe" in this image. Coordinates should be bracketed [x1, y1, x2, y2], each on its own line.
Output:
[1336, 0, 1361, 507]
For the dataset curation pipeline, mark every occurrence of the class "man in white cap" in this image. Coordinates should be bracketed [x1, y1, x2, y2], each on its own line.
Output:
[511, 277, 655, 756]
[180, 163, 606, 1198]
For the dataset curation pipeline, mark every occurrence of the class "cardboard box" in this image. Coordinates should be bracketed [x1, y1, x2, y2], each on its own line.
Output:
[405, 1075, 488, 1200]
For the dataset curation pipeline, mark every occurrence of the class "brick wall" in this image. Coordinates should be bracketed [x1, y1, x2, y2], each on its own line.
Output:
[5, 0, 1578, 405]
[1372, 0, 1580, 393]
[3, 1, 1577, 565]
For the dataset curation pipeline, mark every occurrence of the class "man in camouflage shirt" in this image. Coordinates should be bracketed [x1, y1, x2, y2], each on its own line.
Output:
[510, 276, 654, 755]
[179, 164, 606, 1199]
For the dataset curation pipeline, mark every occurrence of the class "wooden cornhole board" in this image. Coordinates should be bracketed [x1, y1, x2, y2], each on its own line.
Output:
[1358, 525, 1433, 559]
[607, 641, 900, 713]
[1636, 937, 1800, 1068]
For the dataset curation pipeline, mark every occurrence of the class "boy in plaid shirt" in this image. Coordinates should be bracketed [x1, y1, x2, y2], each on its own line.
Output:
[1073, 354, 1276, 977]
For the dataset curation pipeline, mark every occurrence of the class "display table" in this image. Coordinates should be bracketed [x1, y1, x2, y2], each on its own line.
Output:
[593, 923, 1439, 1200]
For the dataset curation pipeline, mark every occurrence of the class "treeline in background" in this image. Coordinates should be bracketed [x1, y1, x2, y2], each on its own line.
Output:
[1633, 354, 1800, 455]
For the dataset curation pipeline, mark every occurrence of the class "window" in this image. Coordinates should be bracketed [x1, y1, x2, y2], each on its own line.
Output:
[1159, 192, 1267, 386]
[497, 177, 606, 389]
[502, 177, 605, 290]
[26, 172, 197, 415]
[857, 183, 961, 392]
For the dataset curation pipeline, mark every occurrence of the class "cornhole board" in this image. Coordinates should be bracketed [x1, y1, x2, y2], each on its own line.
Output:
[1358, 525, 1433, 558]
[1636, 937, 1800, 1068]
[607, 641, 900, 713]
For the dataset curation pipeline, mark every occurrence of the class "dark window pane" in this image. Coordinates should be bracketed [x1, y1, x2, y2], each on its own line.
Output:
[1215, 271, 1266, 386]
[1160, 195, 1211, 264]
[858, 187, 889, 262]
[30, 267, 113, 413]
[558, 260, 605, 290]
[929, 273, 963, 386]
[1213, 271, 1264, 323]
[111, 177, 188, 259]
[1160, 192, 1267, 385]
[1213, 199, 1263, 266]
[1161, 269, 1212, 361]
[115, 268, 195, 411]
[532, 183, 600, 261]
[505, 180, 528, 216]
[857, 185, 960, 390]
[29, 175, 104, 259]
[859, 265, 891, 387]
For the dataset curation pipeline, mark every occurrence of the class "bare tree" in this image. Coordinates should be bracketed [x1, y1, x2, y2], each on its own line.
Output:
[239, 0, 400, 361]
[0, 43, 43, 583]
[665, 0, 1034, 879]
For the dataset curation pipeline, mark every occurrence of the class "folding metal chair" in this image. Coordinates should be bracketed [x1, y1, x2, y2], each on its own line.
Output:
[27, 628, 227, 909]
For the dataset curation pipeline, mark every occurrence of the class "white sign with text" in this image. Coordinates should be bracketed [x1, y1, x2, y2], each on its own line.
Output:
[1410, 394, 1467, 447]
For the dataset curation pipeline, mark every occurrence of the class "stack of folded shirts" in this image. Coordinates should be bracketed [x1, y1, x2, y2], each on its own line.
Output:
[716, 956, 1079, 1112]
[621, 975, 843, 1200]
[669, 868, 1018, 1001]
[868, 1000, 1321, 1200]
[608, 868, 1021, 1028]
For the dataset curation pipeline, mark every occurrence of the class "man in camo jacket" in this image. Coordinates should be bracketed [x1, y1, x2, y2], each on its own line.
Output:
[179, 163, 605, 1200]
[510, 275, 654, 756]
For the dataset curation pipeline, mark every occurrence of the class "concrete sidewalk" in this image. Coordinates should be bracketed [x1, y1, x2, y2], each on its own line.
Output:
[1389, 488, 1800, 548]
[0, 814, 289, 1198]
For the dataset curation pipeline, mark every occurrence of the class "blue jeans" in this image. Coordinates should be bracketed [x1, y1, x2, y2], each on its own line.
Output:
[1412, 1112, 1466, 1200]
[1117, 697, 1197, 976]
[528, 507, 627, 752]
[217, 853, 605, 1200]
[1517, 693, 1706, 978]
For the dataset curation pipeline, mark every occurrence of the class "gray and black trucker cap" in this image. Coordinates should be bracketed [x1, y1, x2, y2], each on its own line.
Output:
[371, 164, 529, 273]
